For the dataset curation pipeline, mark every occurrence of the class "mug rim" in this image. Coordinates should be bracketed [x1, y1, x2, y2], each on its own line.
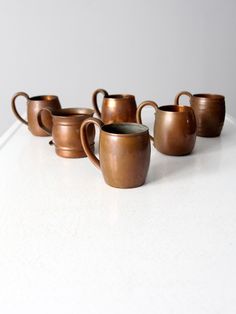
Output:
[157, 104, 193, 113]
[105, 94, 135, 99]
[30, 95, 58, 101]
[51, 107, 95, 118]
[193, 93, 225, 99]
[101, 122, 149, 137]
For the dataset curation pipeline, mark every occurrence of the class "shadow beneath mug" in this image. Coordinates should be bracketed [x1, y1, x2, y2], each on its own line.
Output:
[192, 136, 223, 155]
[146, 133, 227, 185]
[146, 151, 195, 184]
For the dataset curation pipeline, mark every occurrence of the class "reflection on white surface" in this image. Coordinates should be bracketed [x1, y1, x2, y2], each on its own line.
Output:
[0, 118, 235, 314]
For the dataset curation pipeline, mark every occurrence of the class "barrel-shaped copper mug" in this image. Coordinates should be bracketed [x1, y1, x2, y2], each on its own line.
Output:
[37, 108, 95, 158]
[92, 88, 137, 124]
[174, 91, 225, 137]
[136, 101, 197, 156]
[11, 92, 61, 136]
[80, 118, 151, 188]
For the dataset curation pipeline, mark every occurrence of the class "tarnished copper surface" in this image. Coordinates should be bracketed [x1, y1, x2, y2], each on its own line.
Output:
[11, 92, 61, 136]
[80, 118, 150, 188]
[38, 108, 95, 158]
[174, 91, 225, 137]
[136, 101, 196, 156]
[92, 88, 137, 124]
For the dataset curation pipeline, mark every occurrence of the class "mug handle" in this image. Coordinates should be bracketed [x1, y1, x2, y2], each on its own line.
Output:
[174, 91, 193, 105]
[11, 92, 30, 125]
[92, 88, 109, 118]
[37, 108, 53, 135]
[80, 117, 103, 169]
[136, 101, 158, 142]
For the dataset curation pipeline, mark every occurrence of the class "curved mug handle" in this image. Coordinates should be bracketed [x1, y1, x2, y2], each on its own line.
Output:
[37, 108, 53, 135]
[92, 88, 109, 118]
[80, 117, 104, 169]
[11, 92, 30, 125]
[174, 91, 193, 105]
[136, 101, 158, 142]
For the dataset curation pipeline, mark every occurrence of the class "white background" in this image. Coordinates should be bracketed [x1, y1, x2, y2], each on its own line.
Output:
[0, 0, 236, 135]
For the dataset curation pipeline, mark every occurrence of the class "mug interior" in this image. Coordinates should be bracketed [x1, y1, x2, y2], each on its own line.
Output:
[158, 105, 192, 113]
[106, 94, 135, 99]
[102, 123, 148, 135]
[30, 95, 58, 101]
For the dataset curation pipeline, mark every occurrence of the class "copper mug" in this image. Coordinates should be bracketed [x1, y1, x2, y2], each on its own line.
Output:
[37, 108, 95, 158]
[80, 118, 151, 188]
[136, 101, 197, 156]
[92, 88, 137, 124]
[11, 92, 61, 136]
[174, 91, 225, 137]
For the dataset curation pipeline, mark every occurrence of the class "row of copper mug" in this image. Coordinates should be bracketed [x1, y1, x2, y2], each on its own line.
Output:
[11, 89, 226, 138]
[11, 89, 226, 188]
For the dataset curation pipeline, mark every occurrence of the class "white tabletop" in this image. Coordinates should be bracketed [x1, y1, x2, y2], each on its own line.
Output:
[0, 116, 236, 314]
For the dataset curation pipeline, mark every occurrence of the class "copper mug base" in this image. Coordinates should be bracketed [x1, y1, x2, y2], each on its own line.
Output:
[53, 143, 95, 158]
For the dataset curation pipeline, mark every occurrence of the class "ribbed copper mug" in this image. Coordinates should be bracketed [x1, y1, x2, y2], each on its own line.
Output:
[11, 92, 61, 136]
[80, 118, 151, 188]
[174, 91, 225, 137]
[136, 101, 197, 156]
[92, 88, 137, 124]
[37, 108, 95, 158]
